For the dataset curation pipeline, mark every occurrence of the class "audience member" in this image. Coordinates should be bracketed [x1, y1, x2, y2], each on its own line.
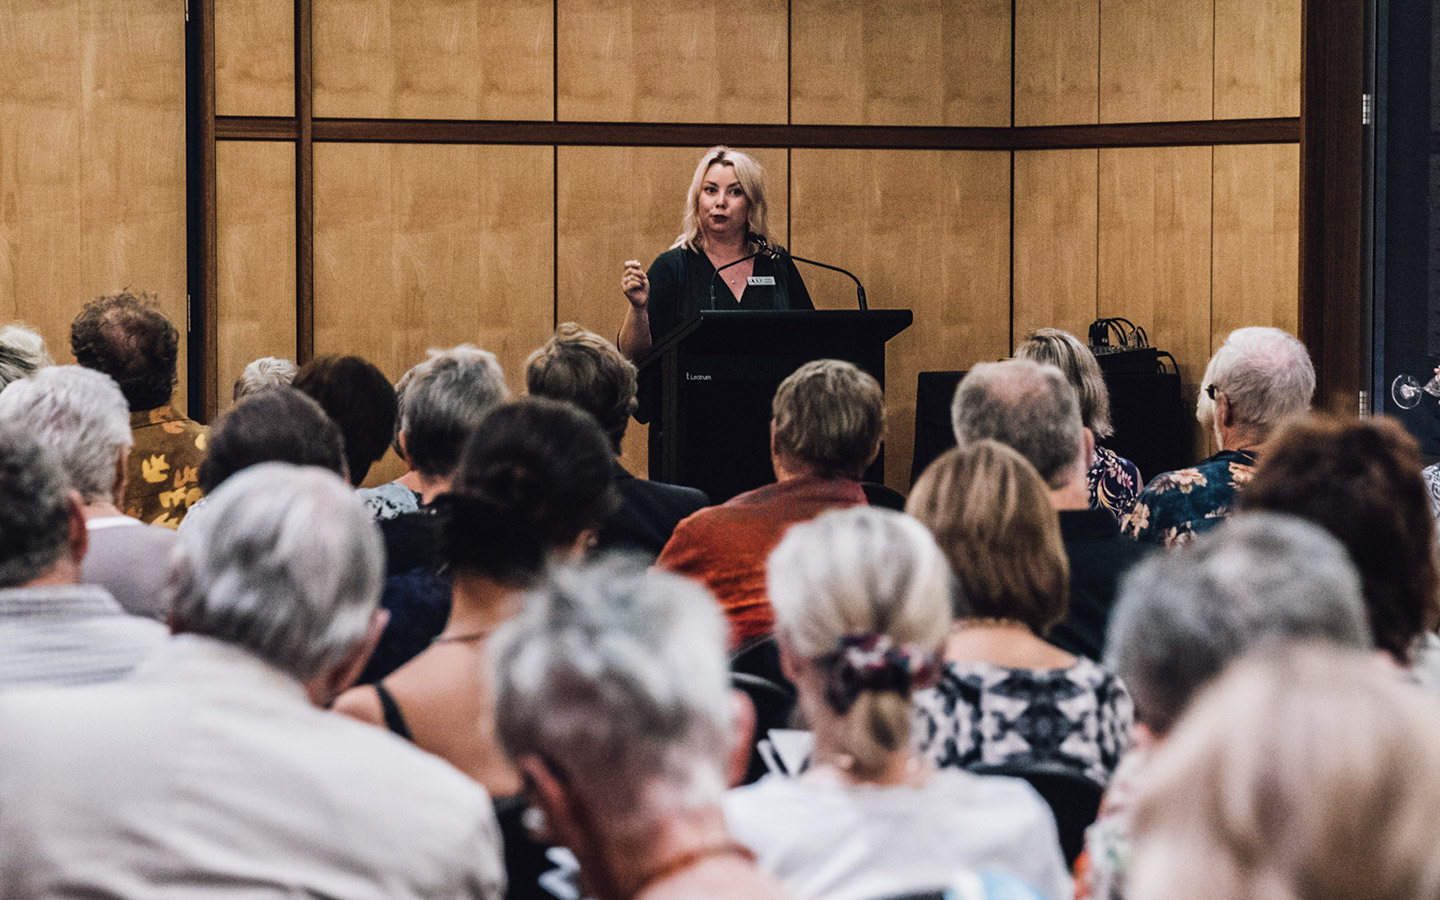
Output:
[231, 355, 298, 401]
[1077, 513, 1371, 900]
[358, 344, 510, 521]
[0, 421, 164, 686]
[0, 366, 176, 620]
[659, 358, 883, 649]
[951, 359, 1150, 660]
[1241, 415, 1440, 669]
[491, 560, 786, 900]
[907, 440, 1132, 788]
[526, 322, 709, 559]
[0, 323, 52, 391]
[1014, 328, 1141, 523]
[293, 354, 398, 487]
[0, 463, 505, 898]
[335, 398, 617, 795]
[1123, 326, 1314, 547]
[1128, 644, 1438, 900]
[725, 506, 1069, 900]
[70, 291, 206, 528]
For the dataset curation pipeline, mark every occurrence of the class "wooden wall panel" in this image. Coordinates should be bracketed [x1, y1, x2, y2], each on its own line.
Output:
[555, 146, 789, 475]
[792, 149, 1012, 489]
[1212, 143, 1301, 340]
[556, 0, 788, 123]
[0, 1, 188, 410]
[1013, 149, 1099, 344]
[1015, 0, 1099, 126]
[215, 0, 295, 117]
[216, 142, 297, 415]
[1215, 0, 1302, 118]
[791, 0, 1011, 126]
[1099, 0, 1213, 123]
[314, 0, 553, 120]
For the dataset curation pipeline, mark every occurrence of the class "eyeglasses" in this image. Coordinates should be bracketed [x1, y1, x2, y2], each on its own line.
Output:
[1205, 384, 1221, 400]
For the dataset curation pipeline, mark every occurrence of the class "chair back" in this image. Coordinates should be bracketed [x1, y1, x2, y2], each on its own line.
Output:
[965, 761, 1104, 868]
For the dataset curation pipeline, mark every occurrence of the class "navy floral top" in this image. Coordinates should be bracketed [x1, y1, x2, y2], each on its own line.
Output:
[1087, 446, 1141, 525]
[1122, 449, 1258, 549]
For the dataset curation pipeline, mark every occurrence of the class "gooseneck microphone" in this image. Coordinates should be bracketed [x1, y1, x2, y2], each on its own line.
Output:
[748, 233, 868, 311]
[708, 249, 766, 310]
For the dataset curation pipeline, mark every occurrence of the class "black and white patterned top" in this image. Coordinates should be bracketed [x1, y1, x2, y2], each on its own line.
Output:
[913, 657, 1133, 787]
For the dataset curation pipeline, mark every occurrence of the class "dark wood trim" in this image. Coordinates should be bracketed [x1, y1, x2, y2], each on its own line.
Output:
[295, 0, 315, 365]
[1299, 0, 1366, 416]
[185, 0, 219, 422]
[215, 115, 1300, 151]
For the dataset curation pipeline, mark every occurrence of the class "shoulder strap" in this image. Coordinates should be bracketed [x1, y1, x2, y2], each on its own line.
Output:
[372, 682, 414, 743]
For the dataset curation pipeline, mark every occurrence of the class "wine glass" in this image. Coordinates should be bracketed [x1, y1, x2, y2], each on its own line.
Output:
[1390, 371, 1440, 410]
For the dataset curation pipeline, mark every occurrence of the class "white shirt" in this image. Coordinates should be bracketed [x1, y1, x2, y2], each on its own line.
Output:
[0, 635, 506, 899]
[0, 583, 165, 688]
[723, 768, 1070, 900]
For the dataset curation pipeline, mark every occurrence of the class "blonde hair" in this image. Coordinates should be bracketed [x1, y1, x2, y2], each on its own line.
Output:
[673, 146, 771, 252]
[1014, 328, 1114, 439]
[768, 507, 951, 779]
[771, 359, 884, 480]
[906, 440, 1069, 634]
[1130, 643, 1440, 900]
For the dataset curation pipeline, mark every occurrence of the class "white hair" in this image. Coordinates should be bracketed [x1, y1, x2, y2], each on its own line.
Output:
[167, 463, 383, 680]
[491, 559, 733, 831]
[397, 344, 509, 478]
[1197, 326, 1314, 436]
[0, 324, 53, 391]
[233, 356, 299, 401]
[0, 366, 132, 504]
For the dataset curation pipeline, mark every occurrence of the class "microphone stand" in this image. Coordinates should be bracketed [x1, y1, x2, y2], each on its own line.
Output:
[749, 235, 868, 311]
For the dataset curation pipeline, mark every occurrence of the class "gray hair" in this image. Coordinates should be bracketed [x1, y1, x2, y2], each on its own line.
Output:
[398, 345, 509, 478]
[232, 356, 299, 402]
[1197, 326, 1315, 436]
[167, 463, 384, 680]
[0, 422, 72, 588]
[0, 366, 132, 504]
[0, 324, 53, 392]
[491, 559, 733, 828]
[951, 358, 1084, 488]
[1106, 512, 1371, 735]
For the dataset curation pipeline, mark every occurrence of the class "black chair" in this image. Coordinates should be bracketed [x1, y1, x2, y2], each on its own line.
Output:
[965, 761, 1104, 868]
[729, 671, 798, 785]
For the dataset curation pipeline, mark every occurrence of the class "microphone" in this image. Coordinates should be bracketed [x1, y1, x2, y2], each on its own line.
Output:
[708, 248, 766, 310]
[746, 233, 868, 311]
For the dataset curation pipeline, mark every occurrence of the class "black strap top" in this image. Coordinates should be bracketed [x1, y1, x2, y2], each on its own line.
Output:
[372, 682, 414, 742]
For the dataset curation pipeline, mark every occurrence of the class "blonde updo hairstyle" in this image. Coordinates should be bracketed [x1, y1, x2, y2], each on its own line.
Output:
[767, 506, 952, 779]
[673, 146, 771, 253]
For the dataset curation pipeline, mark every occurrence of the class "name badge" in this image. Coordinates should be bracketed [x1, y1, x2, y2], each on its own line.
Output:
[747, 276, 776, 286]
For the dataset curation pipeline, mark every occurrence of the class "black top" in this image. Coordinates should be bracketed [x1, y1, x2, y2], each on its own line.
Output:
[372, 682, 414, 742]
[645, 245, 815, 349]
[596, 463, 710, 561]
[1050, 508, 1152, 660]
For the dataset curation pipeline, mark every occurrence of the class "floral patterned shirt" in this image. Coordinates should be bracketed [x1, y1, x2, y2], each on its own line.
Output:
[1086, 446, 1141, 526]
[125, 406, 207, 530]
[1121, 449, 1257, 549]
[1073, 745, 1151, 900]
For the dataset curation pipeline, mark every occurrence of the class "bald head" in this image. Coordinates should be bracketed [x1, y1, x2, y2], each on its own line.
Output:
[950, 359, 1085, 489]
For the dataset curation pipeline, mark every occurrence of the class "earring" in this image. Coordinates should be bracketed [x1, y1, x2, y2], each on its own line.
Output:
[521, 804, 548, 839]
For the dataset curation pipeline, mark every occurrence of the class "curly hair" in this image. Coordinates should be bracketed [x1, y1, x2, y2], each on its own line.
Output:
[69, 291, 178, 412]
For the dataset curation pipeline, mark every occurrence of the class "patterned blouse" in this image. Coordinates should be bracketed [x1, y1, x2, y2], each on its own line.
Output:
[1121, 449, 1257, 549]
[357, 481, 422, 521]
[913, 657, 1134, 788]
[1087, 446, 1141, 525]
[125, 406, 207, 530]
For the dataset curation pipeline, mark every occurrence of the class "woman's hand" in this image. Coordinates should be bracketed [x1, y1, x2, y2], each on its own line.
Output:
[622, 260, 650, 310]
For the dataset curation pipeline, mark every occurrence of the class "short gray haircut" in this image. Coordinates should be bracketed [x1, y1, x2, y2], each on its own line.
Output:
[1106, 512, 1371, 735]
[167, 463, 384, 680]
[1197, 326, 1315, 436]
[398, 345, 509, 478]
[0, 324, 53, 392]
[0, 366, 132, 504]
[951, 358, 1084, 488]
[0, 422, 71, 588]
[492, 560, 733, 828]
[232, 356, 299, 402]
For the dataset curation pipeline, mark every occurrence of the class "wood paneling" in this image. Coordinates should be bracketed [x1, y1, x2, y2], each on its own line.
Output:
[215, 0, 295, 116]
[1100, 0, 1213, 124]
[313, 0, 553, 120]
[216, 142, 297, 414]
[556, 0, 788, 123]
[791, 149, 1011, 489]
[1015, 0, 1099, 126]
[0, 1, 188, 409]
[791, 0, 1010, 126]
[1013, 149, 1099, 343]
[1098, 146, 1211, 456]
[1215, 0, 1301, 119]
[1212, 144, 1300, 340]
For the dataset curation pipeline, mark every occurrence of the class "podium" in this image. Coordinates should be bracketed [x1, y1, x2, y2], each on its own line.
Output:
[635, 309, 912, 503]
